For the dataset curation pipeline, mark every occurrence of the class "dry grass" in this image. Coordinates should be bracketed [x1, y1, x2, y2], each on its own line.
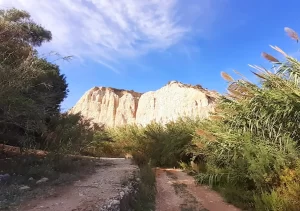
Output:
[131, 165, 156, 211]
[261, 52, 279, 62]
[284, 27, 299, 42]
[221, 71, 234, 82]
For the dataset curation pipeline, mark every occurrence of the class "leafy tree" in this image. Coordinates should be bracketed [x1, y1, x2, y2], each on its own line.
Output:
[0, 8, 51, 66]
[0, 8, 67, 148]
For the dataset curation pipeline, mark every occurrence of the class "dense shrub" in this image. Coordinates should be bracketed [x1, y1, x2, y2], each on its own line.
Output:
[41, 113, 97, 154]
[191, 28, 300, 210]
[104, 118, 202, 166]
[82, 128, 124, 157]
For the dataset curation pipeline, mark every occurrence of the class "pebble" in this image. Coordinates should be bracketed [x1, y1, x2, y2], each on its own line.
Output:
[100, 175, 139, 211]
[36, 177, 49, 184]
[112, 200, 120, 205]
[19, 185, 30, 191]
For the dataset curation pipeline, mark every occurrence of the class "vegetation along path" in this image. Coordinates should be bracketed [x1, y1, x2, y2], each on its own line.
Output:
[155, 168, 240, 211]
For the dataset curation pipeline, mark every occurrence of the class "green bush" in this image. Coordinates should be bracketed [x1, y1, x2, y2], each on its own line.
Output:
[191, 28, 300, 210]
[131, 164, 156, 211]
[254, 163, 300, 211]
[104, 118, 202, 166]
[41, 113, 97, 154]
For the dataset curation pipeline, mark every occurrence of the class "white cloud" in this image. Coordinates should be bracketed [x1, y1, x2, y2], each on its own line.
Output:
[0, 0, 220, 71]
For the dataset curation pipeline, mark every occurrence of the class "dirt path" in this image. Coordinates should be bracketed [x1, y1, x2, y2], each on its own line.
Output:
[155, 168, 240, 211]
[17, 158, 137, 211]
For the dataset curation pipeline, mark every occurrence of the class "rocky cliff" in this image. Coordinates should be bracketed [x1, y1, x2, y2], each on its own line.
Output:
[69, 81, 218, 127]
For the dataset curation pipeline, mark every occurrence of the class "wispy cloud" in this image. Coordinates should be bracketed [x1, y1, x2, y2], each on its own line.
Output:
[0, 0, 222, 71]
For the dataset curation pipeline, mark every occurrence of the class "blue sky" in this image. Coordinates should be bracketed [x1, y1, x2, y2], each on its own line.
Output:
[1, 0, 300, 111]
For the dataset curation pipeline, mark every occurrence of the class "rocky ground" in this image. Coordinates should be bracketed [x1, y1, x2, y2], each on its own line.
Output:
[2, 153, 241, 211]
[155, 168, 240, 211]
[8, 158, 138, 211]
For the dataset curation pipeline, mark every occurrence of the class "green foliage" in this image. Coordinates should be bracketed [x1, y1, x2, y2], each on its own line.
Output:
[131, 164, 156, 211]
[41, 113, 96, 154]
[82, 128, 124, 157]
[0, 8, 92, 154]
[254, 162, 300, 211]
[0, 8, 69, 149]
[105, 117, 202, 166]
[191, 29, 300, 210]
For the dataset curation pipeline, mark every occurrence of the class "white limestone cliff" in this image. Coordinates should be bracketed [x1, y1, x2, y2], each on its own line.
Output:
[69, 81, 218, 127]
[69, 87, 141, 127]
[135, 81, 217, 126]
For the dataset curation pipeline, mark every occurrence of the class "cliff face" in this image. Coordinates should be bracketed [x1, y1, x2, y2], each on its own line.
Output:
[69, 87, 141, 127]
[135, 81, 217, 126]
[69, 81, 218, 127]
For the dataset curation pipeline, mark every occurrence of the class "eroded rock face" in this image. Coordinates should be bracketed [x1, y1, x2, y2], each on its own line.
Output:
[69, 81, 218, 127]
[69, 87, 141, 127]
[136, 81, 217, 126]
